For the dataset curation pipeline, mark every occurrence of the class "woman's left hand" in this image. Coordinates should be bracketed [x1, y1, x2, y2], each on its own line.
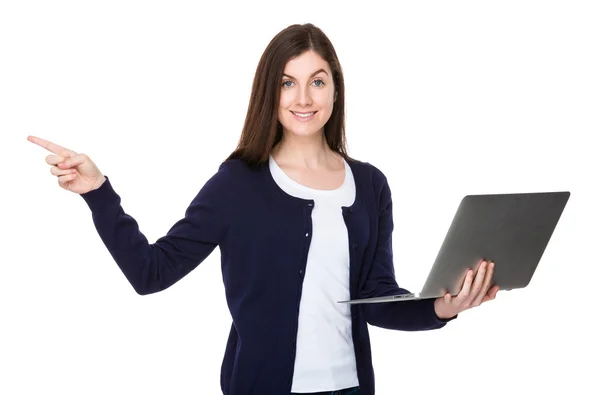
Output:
[434, 260, 500, 320]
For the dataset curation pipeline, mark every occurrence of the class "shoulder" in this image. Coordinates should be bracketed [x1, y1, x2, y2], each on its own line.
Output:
[218, 157, 267, 173]
[191, 158, 248, 198]
[207, 158, 260, 182]
[200, 158, 267, 197]
[188, 159, 262, 219]
[346, 156, 390, 190]
[346, 156, 393, 215]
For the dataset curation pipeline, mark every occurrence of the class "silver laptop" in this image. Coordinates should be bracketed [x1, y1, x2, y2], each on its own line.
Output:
[339, 191, 570, 305]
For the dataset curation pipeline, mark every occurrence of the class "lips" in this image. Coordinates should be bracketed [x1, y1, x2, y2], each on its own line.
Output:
[291, 111, 317, 122]
[292, 111, 316, 118]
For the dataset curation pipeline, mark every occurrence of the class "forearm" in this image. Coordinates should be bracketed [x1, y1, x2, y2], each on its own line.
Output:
[361, 295, 453, 331]
[81, 176, 218, 295]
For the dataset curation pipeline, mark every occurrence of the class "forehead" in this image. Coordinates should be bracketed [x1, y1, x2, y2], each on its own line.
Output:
[283, 50, 331, 77]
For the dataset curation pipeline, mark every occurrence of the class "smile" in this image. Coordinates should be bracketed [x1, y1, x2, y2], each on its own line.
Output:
[291, 111, 317, 121]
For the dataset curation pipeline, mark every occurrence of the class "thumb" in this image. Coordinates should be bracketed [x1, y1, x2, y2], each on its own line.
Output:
[58, 153, 88, 169]
[444, 293, 452, 303]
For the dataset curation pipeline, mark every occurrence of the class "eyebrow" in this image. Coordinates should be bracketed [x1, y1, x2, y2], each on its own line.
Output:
[282, 68, 329, 80]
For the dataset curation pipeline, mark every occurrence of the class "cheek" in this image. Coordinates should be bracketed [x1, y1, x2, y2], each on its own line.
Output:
[278, 94, 293, 121]
[316, 93, 335, 116]
[279, 91, 293, 111]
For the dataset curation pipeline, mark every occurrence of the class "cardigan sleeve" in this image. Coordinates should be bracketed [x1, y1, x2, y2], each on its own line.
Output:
[79, 161, 233, 295]
[358, 172, 457, 330]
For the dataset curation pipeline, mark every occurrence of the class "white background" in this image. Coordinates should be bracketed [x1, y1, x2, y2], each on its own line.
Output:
[2, 1, 599, 394]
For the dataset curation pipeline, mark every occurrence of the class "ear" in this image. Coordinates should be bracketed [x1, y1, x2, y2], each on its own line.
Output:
[334, 90, 338, 102]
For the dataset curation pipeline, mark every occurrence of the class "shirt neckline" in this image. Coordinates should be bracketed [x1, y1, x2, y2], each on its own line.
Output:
[268, 154, 350, 195]
[262, 154, 362, 212]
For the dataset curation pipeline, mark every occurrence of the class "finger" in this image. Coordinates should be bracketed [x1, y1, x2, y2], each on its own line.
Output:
[464, 261, 488, 305]
[491, 285, 500, 298]
[58, 172, 77, 187]
[454, 269, 475, 304]
[45, 154, 67, 166]
[57, 153, 87, 169]
[28, 135, 76, 156]
[482, 286, 500, 303]
[472, 261, 494, 306]
[50, 165, 77, 177]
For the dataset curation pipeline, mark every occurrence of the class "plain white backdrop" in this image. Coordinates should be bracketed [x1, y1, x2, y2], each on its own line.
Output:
[2, 1, 599, 394]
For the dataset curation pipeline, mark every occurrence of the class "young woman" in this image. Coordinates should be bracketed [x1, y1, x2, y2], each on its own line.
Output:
[28, 23, 498, 395]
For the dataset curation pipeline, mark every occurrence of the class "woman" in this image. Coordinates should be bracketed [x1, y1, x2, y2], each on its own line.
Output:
[28, 23, 498, 395]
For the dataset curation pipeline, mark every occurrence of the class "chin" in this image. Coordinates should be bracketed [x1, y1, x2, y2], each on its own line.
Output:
[282, 125, 324, 138]
[280, 114, 327, 138]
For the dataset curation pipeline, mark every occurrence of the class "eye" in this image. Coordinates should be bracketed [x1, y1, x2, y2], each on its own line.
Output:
[282, 80, 294, 88]
[312, 79, 325, 87]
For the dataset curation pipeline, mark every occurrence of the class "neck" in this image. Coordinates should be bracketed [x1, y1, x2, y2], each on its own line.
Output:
[272, 129, 334, 169]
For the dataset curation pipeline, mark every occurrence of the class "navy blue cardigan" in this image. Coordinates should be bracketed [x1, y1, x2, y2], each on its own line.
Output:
[80, 157, 454, 395]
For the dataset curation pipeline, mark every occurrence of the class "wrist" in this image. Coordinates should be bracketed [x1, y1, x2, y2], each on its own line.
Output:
[92, 176, 107, 191]
[434, 298, 455, 320]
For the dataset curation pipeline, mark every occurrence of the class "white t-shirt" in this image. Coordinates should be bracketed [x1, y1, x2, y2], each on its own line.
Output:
[269, 154, 359, 393]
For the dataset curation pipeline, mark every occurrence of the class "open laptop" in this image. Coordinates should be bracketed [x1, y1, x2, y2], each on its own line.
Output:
[339, 191, 570, 305]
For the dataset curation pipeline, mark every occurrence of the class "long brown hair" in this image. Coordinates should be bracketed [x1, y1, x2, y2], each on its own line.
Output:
[226, 23, 349, 167]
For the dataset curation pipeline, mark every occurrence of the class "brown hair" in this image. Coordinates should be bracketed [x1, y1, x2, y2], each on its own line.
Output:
[226, 23, 349, 167]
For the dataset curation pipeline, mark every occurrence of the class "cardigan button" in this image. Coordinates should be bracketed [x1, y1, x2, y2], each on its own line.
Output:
[305, 233, 309, 237]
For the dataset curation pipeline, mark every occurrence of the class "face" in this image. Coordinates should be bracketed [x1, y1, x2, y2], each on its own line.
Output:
[278, 50, 336, 139]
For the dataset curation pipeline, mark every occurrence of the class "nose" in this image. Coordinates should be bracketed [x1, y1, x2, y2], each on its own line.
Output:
[296, 85, 313, 107]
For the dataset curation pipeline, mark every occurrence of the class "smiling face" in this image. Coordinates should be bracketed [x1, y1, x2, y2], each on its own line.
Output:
[278, 50, 336, 139]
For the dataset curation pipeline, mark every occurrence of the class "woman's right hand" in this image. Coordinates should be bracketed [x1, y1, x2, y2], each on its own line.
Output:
[28, 135, 106, 195]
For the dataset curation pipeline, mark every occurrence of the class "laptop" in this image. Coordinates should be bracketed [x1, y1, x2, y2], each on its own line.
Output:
[339, 191, 570, 305]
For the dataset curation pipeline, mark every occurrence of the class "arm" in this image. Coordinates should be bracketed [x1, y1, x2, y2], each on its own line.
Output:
[80, 162, 231, 295]
[358, 173, 456, 330]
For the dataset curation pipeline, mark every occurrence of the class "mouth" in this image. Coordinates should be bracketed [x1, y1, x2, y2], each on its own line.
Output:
[291, 111, 317, 121]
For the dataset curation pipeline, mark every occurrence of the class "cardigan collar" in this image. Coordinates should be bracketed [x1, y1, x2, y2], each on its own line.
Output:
[257, 157, 364, 213]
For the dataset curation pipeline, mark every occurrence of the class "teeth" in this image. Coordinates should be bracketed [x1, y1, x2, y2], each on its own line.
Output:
[294, 112, 315, 118]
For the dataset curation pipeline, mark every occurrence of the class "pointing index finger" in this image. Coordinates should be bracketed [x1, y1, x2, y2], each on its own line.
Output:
[27, 135, 76, 156]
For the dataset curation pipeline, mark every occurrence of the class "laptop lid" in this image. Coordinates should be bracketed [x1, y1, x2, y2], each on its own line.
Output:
[339, 191, 570, 304]
[419, 191, 570, 299]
